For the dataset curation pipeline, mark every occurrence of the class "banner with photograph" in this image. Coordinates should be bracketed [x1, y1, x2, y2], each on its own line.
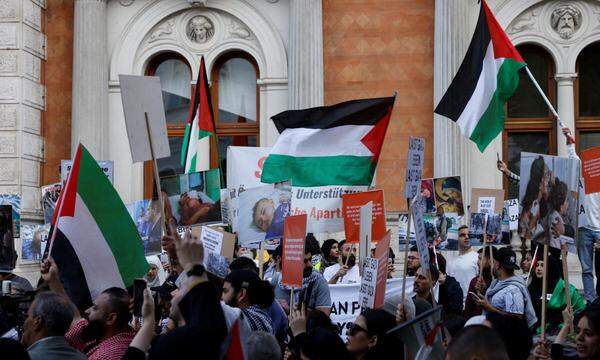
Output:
[41, 183, 62, 224]
[20, 224, 49, 262]
[160, 169, 221, 227]
[125, 199, 162, 255]
[519, 152, 580, 250]
[0, 194, 20, 238]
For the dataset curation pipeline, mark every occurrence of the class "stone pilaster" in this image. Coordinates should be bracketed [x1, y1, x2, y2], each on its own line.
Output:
[555, 73, 577, 157]
[288, 0, 323, 109]
[71, 0, 108, 159]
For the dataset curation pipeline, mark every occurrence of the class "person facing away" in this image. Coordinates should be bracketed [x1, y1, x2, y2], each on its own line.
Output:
[445, 325, 509, 360]
[21, 291, 86, 360]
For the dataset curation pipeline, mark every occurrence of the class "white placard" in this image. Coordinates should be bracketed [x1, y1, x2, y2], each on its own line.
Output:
[411, 201, 430, 271]
[505, 199, 519, 231]
[359, 202, 373, 264]
[477, 196, 495, 215]
[359, 257, 379, 309]
[404, 137, 425, 199]
[200, 226, 224, 260]
[61, 160, 114, 184]
[119, 75, 171, 163]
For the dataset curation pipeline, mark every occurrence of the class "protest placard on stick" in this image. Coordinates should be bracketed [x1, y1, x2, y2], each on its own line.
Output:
[359, 257, 378, 309]
[358, 201, 373, 268]
[342, 190, 385, 245]
[405, 137, 425, 199]
[281, 214, 307, 289]
[582, 146, 600, 195]
[373, 230, 391, 309]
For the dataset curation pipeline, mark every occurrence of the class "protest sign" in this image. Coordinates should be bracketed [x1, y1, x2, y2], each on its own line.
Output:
[281, 214, 307, 289]
[373, 231, 391, 309]
[61, 160, 114, 184]
[20, 224, 49, 262]
[582, 146, 600, 195]
[220, 189, 231, 225]
[0, 194, 20, 238]
[405, 137, 425, 199]
[118, 75, 170, 163]
[359, 257, 378, 309]
[388, 306, 444, 360]
[160, 169, 222, 227]
[504, 199, 519, 231]
[471, 188, 504, 215]
[398, 212, 416, 250]
[330, 278, 413, 341]
[358, 202, 373, 266]
[342, 190, 385, 244]
[41, 183, 61, 224]
[411, 202, 430, 271]
[420, 177, 464, 216]
[125, 199, 162, 255]
[191, 226, 235, 278]
[0, 205, 14, 269]
[236, 183, 292, 248]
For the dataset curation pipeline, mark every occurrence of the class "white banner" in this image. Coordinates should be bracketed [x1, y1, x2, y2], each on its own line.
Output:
[404, 137, 425, 199]
[329, 277, 414, 341]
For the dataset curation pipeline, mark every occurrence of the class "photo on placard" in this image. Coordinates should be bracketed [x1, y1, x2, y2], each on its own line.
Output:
[485, 214, 502, 244]
[0, 194, 20, 238]
[205, 252, 230, 278]
[41, 183, 61, 224]
[519, 152, 579, 249]
[235, 182, 292, 247]
[423, 211, 460, 251]
[21, 224, 49, 262]
[433, 176, 464, 216]
[0, 205, 15, 270]
[126, 199, 162, 255]
[469, 212, 486, 244]
[419, 178, 436, 214]
[160, 169, 222, 227]
[397, 213, 416, 250]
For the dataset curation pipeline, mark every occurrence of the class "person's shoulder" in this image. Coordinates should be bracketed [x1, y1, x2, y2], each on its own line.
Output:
[322, 264, 338, 278]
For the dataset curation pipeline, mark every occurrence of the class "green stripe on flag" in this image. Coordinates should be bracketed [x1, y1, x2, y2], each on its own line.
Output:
[76, 147, 149, 286]
[470, 58, 525, 152]
[261, 154, 376, 187]
[199, 130, 212, 139]
[181, 124, 191, 167]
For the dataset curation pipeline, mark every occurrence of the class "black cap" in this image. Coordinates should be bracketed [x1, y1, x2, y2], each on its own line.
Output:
[477, 246, 498, 258]
[494, 247, 520, 270]
[150, 273, 178, 300]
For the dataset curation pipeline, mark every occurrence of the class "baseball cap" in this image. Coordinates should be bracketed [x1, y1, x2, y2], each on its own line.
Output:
[477, 246, 498, 258]
[494, 246, 520, 270]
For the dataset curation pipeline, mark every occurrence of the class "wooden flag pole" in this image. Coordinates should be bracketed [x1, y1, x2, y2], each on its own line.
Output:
[561, 248, 574, 335]
[401, 200, 413, 305]
[540, 244, 550, 342]
[526, 244, 539, 284]
[258, 241, 265, 279]
[290, 288, 295, 312]
[144, 112, 167, 237]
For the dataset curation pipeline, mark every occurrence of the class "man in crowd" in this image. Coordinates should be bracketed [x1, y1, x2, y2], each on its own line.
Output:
[475, 247, 537, 328]
[413, 266, 439, 307]
[407, 245, 422, 276]
[446, 325, 509, 360]
[323, 240, 360, 284]
[447, 225, 479, 304]
[40, 258, 136, 360]
[435, 252, 464, 316]
[271, 239, 331, 315]
[21, 291, 87, 360]
[464, 246, 496, 318]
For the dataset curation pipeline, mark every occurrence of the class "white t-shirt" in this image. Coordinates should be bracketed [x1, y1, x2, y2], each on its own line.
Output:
[323, 263, 361, 284]
[446, 250, 479, 304]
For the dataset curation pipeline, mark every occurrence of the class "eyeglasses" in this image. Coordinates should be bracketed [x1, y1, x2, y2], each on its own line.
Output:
[347, 323, 370, 336]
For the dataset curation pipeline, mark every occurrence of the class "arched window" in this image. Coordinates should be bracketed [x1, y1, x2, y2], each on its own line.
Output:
[211, 51, 260, 182]
[576, 42, 600, 152]
[503, 45, 556, 198]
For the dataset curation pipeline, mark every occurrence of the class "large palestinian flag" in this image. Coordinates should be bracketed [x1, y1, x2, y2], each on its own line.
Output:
[261, 96, 395, 187]
[434, 0, 525, 152]
[50, 144, 149, 309]
[181, 56, 215, 174]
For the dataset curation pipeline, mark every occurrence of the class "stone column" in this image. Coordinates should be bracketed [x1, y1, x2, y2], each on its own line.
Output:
[288, 0, 323, 109]
[555, 73, 577, 157]
[71, 0, 108, 159]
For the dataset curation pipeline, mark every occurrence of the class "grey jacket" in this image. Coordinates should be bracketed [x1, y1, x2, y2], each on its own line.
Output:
[27, 336, 87, 360]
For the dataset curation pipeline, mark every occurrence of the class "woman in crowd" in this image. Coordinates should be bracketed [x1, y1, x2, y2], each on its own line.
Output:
[319, 239, 339, 273]
[346, 309, 398, 359]
[144, 255, 167, 291]
[528, 257, 562, 327]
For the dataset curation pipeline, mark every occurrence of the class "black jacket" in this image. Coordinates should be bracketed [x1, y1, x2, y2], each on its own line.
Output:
[439, 275, 464, 316]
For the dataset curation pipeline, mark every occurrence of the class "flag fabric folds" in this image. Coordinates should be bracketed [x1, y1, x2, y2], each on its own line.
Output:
[434, 0, 525, 152]
[261, 96, 395, 187]
[181, 56, 216, 174]
[50, 144, 149, 309]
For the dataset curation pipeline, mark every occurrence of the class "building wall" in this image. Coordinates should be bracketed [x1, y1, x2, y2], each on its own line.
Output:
[322, 0, 435, 212]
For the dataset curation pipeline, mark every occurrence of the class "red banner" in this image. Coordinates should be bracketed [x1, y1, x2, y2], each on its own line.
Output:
[281, 214, 307, 289]
[582, 146, 600, 195]
[373, 230, 391, 309]
[342, 190, 386, 244]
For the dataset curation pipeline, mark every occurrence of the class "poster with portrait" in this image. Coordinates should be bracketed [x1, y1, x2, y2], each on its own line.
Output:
[20, 224, 49, 262]
[0, 194, 20, 238]
[433, 176, 464, 216]
[160, 169, 222, 227]
[235, 182, 292, 248]
[469, 212, 486, 243]
[126, 199, 162, 255]
[0, 205, 15, 270]
[419, 179, 436, 214]
[41, 183, 62, 224]
[485, 214, 502, 244]
[519, 152, 580, 249]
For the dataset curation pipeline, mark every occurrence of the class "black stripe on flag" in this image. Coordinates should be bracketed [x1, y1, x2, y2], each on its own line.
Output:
[434, 3, 490, 121]
[271, 96, 395, 133]
[50, 227, 93, 311]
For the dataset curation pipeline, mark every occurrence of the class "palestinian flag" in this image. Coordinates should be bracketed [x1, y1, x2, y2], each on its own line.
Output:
[181, 56, 215, 173]
[49, 144, 149, 309]
[261, 96, 395, 187]
[434, 0, 525, 152]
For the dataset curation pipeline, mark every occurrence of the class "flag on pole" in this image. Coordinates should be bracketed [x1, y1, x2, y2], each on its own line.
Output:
[222, 317, 249, 360]
[434, 0, 525, 152]
[50, 144, 149, 309]
[181, 56, 215, 174]
[261, 96, 395, 187]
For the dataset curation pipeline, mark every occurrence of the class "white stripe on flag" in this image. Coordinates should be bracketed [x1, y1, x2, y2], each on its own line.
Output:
[185, 114, 200, 173]
[455, 42, 504, 138]
[58, 194, 125, 299]
[270, 125, 374, 157]
[195, 135, 210, 172]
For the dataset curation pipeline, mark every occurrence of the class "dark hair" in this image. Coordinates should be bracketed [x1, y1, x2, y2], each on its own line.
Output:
[581, 303, 600, 335]
[305, 237, 320, 256]
[31, 291, 75, 336]
[458, 225, 469, 232]
[102, 287, 132, 329]
[229, 257, 258, 273]
[360, 309, 398, 358]
[443, 314, 466, 338]
[409, 245, 418, 252]
[549, 179, 568, 211]
[434, 252, 446, 274]
[225, 270, 274, 307]
[0, 338, 29, 360]
[428, 265, 440, 283]
[522, 156, 546, 211]
[485, 313, 533, 360]
[447, 325, 509, 360]
[320, 239, 338, 262]
[306, 309, 337, 334]
[273, 244, 282, 260]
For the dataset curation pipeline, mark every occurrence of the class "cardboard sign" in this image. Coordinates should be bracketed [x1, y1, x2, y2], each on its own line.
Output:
[373, 230, 391, 309]
[411, 200, 430, 271]
[61, 160, 113, 184]
[119, 75, 171, 163]
[281, 214, 307, 289]
[582, 146, 600, 195]
[342, 190, 386, 244]
[470, 188, 504, 215]
[404, 137, 425, 199]
[504, 199, 519, 231]
[190, 226, 235, 278]
[359, 257, 378, 309]
[358, 202, 373, 265]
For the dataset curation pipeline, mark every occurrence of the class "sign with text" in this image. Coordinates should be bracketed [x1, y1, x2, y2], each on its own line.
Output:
[342, 190, 386, 244]
[281, 214, 307, 289]
[61, 160, 114, 184]
[411, 200, 430, 271]
[373, 230, 391, 309]
[191, 226, 235, 278]
[359, 257, 378, 309]
[582, 146, 600, 195]
[471, 188, 505, 215]
[359, 202, 373, 265]
[504, 199, 519, 231]
[404, 137, 425, 199]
